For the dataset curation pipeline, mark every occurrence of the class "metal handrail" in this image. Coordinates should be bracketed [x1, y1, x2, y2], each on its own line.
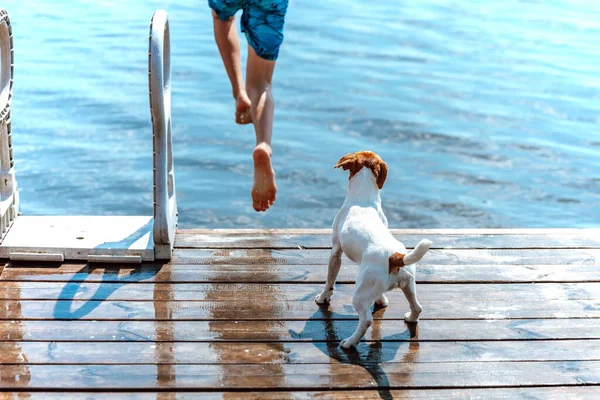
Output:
[149, 10, 177, 259]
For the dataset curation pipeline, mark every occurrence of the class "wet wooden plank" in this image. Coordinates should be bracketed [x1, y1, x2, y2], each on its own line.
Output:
[170, 248, 600, 265]
[3, 262, 600, 284]
[1, 340, 600, 365]
[175, 230, 600, 249]
[178, 228, 600, 235]
[2, 318, 599, 342]
[9, 387, 600, 400]
[0, 361, 599, 389]
[3, 318, 598, 342]
[3, 263, 600, 284]
[1, 297, 598, 320]
[1, 282, 599, 302]
[219, 389, 600, 400]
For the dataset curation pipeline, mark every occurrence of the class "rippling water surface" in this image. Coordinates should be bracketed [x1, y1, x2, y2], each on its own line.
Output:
[5, 0, 600, 228]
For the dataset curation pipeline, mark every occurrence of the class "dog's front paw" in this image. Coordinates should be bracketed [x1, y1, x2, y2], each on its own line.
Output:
[404, 310, 421, 322]
[340, 338, 356, 349]
[315, 290, 332, 305]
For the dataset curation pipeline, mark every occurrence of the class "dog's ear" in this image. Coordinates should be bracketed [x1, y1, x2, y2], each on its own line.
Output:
[335, 151, 388, 189]
[376, 161, 388, 189]
[334, 153, 362, 175]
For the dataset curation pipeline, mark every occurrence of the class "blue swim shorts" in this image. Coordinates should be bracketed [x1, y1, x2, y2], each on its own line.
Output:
[209, 0, 288, 61]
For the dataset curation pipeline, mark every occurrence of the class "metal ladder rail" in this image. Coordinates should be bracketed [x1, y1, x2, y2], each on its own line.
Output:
[149, 10, 178, 259]
[0, 9, 19, 242]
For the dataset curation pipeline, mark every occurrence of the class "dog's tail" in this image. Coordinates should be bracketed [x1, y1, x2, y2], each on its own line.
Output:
[403, 239, 433, 265]
[389, 239, 433, 273]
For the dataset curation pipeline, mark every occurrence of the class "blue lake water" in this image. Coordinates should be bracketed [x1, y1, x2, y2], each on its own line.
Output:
[4, 0, 600, 228]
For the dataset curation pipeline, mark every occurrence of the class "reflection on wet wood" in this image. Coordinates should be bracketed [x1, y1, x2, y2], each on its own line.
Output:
[0, 279, 31, 398]
[153, 261, 176, 400]
[0, 229, 598, 397]
[205, 244, 289, 399]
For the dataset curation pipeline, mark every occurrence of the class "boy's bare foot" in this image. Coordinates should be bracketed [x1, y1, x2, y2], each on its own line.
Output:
[235, 94, 252, 125]
[252, 143, 276, 212]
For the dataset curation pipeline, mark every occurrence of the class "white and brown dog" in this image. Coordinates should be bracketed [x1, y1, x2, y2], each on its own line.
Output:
[315, 151, 432, 348]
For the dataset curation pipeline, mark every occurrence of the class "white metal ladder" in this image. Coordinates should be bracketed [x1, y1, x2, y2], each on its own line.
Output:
[0, 9, 177, 263]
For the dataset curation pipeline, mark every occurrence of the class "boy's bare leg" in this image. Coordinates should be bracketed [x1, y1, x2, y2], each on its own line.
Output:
[211, 11, 252, 124]
[246, 45, 277, 212]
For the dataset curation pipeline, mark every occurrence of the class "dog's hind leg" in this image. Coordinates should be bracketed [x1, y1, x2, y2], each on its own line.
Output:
[401, 278, 422, 322]
[341, 282, 378, 348]
[315, 243, 343, 304]
[341, 293, 374, 348]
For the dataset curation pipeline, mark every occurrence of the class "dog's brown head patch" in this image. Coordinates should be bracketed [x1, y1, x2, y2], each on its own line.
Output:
[389, 252, 405, 274]
[334, 151, 388, 189]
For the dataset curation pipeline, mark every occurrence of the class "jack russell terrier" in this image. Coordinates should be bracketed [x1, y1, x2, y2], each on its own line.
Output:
[315, 151, 432, 348]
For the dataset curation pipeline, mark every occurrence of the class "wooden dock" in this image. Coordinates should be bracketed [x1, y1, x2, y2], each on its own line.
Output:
[0, 228, 599, 399]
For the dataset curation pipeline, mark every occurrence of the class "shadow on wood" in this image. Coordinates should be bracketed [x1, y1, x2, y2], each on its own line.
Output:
[289, 305, 419, 400]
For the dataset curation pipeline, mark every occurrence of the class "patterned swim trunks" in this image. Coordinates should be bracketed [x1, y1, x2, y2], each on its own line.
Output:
[209, 0, 289, 61]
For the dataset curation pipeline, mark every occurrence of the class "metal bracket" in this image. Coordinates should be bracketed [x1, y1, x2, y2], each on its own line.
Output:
[149, 10, 178, 259]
